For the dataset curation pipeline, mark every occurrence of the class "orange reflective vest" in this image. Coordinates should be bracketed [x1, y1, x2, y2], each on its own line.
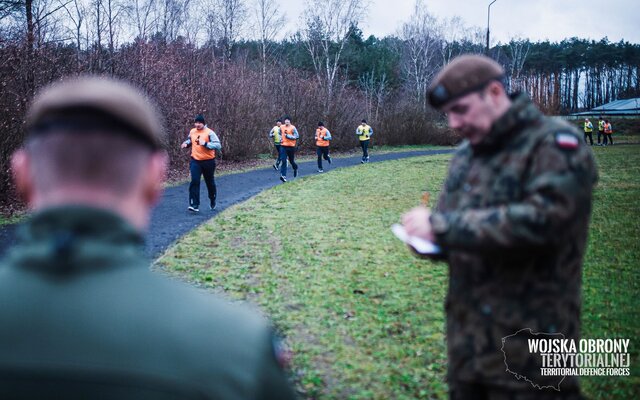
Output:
[315, 127, 330, 147]
[189, 127, 216, 160]
[281, 124, 297, 147]
[604, 123, 612, 134]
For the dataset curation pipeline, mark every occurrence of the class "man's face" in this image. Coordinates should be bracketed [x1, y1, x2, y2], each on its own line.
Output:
[441, 89, 497, 145]
[195, 122, 204, 130]
[284, 119, 290, 126]
[276, 121, 281, 127]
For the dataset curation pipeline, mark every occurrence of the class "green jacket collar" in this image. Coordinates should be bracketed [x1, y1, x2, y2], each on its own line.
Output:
[10, 205, 145, 274]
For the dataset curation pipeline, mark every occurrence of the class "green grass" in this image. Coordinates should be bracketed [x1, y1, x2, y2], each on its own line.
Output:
[0, 213, 24, 227]
[157, 147, 638, 399]
[580, 145, 640, 398]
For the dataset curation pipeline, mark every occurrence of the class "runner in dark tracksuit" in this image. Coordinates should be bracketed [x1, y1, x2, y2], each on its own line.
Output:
[181, 114, 221, 212]
[315, 121, 332, 172]
[279, 117, 299, 182]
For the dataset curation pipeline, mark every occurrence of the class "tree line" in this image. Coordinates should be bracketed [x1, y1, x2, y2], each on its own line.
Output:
[0, 0, 638, 208]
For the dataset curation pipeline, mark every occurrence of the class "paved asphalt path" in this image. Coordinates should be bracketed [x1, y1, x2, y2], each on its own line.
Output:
[0, 149, 454, 259]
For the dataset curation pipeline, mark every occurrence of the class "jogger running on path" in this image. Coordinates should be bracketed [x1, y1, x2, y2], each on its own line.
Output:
[181, 114, 221, 212]
[315, 121, 332, 172]
[269, 119, 283, 170]
[279, 117, 299, 182]
[356, 119, 373, 163]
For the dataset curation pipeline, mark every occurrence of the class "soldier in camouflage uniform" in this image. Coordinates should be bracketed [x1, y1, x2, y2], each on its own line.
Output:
[402, 55, 597, 399]
[0, 77, 297, 399]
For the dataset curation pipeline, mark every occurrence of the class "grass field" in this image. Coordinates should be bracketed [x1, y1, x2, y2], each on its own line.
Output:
[0, 213, 23, 227]
[143, 146, 637, 398]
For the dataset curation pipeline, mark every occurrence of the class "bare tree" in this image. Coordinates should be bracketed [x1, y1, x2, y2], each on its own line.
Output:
[252, 0, 285, 84]
[104, 0, 124, 61]
[301, 0, 366, 106]
[207, 0, 247, 62]
[157, 0, 191, 41]
[61, 0, 86, 67]
[130, 0, 157, 40]
[439, 16, 465, 65]
[507, 38, 530, 92]
[398, 0, 442, 109]
[359, 69, 387, 122]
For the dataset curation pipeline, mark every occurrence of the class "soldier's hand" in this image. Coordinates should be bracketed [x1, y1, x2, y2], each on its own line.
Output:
[401, 206, 435, 242]
[181, 142, 188, 149]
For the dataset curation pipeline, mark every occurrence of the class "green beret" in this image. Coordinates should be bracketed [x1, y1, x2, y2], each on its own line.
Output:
[427, 54, 505, 109]
[26, 76, 165, 149]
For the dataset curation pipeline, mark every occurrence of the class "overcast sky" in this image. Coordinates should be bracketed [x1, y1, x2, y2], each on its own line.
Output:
[277, 0, 640, 44]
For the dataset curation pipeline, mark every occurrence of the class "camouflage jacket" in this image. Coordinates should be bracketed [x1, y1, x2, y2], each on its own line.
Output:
[431, 93, 597, 389]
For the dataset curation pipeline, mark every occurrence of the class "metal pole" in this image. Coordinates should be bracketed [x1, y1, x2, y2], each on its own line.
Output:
[486, 0, 498, 54]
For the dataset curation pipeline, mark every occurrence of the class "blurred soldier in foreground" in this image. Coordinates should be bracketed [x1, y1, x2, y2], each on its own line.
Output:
[402, 55, 597, 399]
[0, 76, 297, 400]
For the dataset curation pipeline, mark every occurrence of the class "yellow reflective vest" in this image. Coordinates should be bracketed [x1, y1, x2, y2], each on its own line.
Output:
[356, 124, 372, 141]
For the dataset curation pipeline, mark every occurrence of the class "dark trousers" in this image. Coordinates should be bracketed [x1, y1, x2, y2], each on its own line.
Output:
[189, 158, 216, 208]
[279, 146, 297, 176]
[597, 130, 603, 144]
[606, 133, 613, 145]
[360, 139, 370, 160]
[317, 146, 330, 169]
[603, 133, 609, 145]
[583, 132, 593, 145]
[274, 144, 282, 167]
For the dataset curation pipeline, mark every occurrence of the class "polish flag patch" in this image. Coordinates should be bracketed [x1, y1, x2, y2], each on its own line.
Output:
[555, 132, 579, 149]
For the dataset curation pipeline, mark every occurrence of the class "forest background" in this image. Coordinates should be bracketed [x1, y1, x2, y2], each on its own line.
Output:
[1, 0, 639, 211]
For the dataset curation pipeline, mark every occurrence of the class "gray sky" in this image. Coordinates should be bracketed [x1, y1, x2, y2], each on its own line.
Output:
[278, 0, 640, 44]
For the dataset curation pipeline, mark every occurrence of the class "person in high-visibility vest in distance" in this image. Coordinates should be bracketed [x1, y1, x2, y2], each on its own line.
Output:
[356, 119, 373, 163]
[269, 119, 283, 170]
[315, 121, 332, 172]
[583, 118, 593, 145]
[279, 117, 299, 182]
[604, 119, 613, 146]
[597, 116, 605, 145]
[181, 114, 222, 212]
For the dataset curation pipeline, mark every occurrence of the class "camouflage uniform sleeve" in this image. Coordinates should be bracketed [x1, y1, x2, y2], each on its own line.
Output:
[432, 133, 597, 251]
[255, 327, 298, 400]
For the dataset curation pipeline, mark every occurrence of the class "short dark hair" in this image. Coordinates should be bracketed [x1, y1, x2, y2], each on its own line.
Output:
[25, 131, 153, 196]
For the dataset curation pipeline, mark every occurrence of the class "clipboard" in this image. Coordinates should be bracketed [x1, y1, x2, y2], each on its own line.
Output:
[391, 223, 442, 255]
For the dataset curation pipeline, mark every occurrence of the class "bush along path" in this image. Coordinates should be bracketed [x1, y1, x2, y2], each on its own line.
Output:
[0, 149, 454, 259]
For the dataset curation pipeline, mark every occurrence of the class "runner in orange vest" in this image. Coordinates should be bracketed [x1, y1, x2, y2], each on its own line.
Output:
[279, 117, 299, 182]
[315, 121, 332, 172]
[180, 114, 221, 212]
[604, 119, 613, 146]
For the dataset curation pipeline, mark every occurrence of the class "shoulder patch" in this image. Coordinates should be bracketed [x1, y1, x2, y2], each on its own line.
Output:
[555, 132, 579, 150]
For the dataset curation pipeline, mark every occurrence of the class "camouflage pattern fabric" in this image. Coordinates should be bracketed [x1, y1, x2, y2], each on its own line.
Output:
[431, 93, 598, 392]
